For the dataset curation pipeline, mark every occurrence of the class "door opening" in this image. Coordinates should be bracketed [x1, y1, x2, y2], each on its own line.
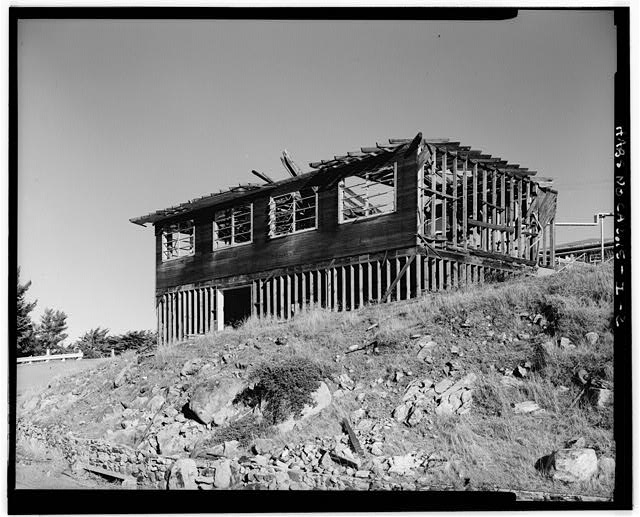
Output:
[222, 286, 252, 328]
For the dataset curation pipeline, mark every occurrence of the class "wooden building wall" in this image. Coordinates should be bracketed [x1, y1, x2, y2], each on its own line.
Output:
[155, 151, 419, 292]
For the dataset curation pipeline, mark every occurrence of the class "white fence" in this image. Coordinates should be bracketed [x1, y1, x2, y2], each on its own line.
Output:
[17, 349, 83, 364]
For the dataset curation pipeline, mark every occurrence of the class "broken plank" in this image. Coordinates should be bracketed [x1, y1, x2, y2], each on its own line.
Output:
[342, 418, 365, 456]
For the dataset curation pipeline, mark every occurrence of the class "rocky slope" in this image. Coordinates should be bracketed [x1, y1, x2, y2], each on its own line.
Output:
[16, 263, 615, 498]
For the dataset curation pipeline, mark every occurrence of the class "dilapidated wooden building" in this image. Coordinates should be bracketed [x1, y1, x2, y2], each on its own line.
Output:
[131, 133, 557, 344]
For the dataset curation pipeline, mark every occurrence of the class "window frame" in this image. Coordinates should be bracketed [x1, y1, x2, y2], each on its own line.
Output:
[161, 219, 195, 262]
[338, 161, 398, 224]
[268, 188, 319, 239]
[212, 203, 254, 250]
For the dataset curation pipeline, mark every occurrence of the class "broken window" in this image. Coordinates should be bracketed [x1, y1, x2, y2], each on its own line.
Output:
[339, 162, 396, 222]
[162, 220, 194, 261]
[269, 188, 317, 237]
[213, 204, 253, 249]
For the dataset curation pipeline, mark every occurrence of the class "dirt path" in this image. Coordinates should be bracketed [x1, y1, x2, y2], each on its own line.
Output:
[17, 358, 110, 406]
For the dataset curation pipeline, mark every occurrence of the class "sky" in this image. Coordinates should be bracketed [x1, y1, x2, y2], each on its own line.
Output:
[17, 11, 617, 342]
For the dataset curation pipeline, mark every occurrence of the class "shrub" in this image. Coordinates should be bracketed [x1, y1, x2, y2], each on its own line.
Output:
[208, 414, 273, 447]
[238, 356, 329, 424]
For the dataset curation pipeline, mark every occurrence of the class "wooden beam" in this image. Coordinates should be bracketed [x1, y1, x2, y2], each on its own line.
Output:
[491, 170, 497, 253]
[517, 178, 523, 258]
[266, 279, 271, 316]
[382, 255, 416, 302]
[462, 159, 468, 249]
[301, 272, 307, 310]
[524, 180, 531, 260]
[341, 266, 347, 311]
[293, 273, 299, 312]
[416, 254, 422, 297]
[215, 289, 224, 331]
[481, 168, 488, 250]
[358, 263, 364, 307]
[367, 262, 372, 303]
[468, 219, 515, 233]
[251, 169, 275, 184]
[441, 152, 448, 242]
[385, 260, 391, 302]
[286, 275, 291, 318]
[350, 265, 355, 309]
[452, 153, 458, 245]
[550, 218, 556, 267]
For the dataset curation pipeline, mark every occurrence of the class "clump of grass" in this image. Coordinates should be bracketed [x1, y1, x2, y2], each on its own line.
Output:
[208, 414, 273, 447]
[237, 356, 331, 424]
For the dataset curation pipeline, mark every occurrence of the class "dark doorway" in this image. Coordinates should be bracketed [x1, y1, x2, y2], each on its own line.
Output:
[223, 286, 252, 328]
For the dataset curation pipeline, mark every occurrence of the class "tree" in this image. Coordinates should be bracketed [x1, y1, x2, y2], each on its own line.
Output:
[74, 327, 113, 358]
[17, 268, 38, 357]
[36, 308, 68, 352]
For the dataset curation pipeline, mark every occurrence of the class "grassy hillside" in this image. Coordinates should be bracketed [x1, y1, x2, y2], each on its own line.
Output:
[18, 262, 614, 496]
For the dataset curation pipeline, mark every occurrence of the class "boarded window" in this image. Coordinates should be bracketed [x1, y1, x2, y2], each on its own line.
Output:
[269, 188, 317, 237]
[339, 162, 396, 222]
[162, 220, 194, 261]
[213, 204, 253, 249]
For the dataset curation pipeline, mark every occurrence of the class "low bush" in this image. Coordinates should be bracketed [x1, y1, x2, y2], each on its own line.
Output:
[237, 356, 330, 424]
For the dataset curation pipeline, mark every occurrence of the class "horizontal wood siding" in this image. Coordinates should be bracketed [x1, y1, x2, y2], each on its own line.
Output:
[156, 153, 418, 290]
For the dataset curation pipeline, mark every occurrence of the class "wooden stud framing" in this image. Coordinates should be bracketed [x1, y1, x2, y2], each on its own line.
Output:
[500, 172, 506, 255]
[491, 170, 497, 253]
[462, 159, 468, 249]
[481, 168, 488, 250]
[517, 178, 523, 258]
[472, 163, 478, 248]
[431, 148, 437, 237]
[441, 152, 448, 241]
[524, 180, 531, 260]
[452, 153, 458, 245]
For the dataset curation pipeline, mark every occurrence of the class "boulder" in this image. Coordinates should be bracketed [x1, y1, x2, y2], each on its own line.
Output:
[188, 379, 244, 425]
[208, 440, 241, 459]
[597, 456, 615, 479]
[565, 437, 586, 449]
[388, 454, 417, 474]
[148, 394, 165, 413]
[434, 379, 453, 394]
[167, 458, 198, 490]
[156, 424, 185, 455]
[392, 403, 410, 423]
[276, 382, 332, 432]
[213, 459, 232, 489]
[538, 448, 598, 483]
[585, 332, 599, 345]
[252, 438, 276, 456]
[559, 337, 575, 350]
[514, 401, 541, 414]
[180, 358, 203, 377]
[589, 388, 613, 408]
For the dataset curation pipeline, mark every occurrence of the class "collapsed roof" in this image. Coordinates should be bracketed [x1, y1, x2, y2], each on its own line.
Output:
[130, 134, 554, 227]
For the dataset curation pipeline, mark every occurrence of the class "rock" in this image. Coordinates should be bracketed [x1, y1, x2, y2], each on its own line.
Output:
[355, 470, 370, 478]
[156, 424, 185, 455]
[552, 448, 598, 483]
[114, 364, 135, 388]
[589, 388, 613, 408]
[513, 365, 528, 378]
[180, 358, 203, 377]
[559, 337, 575, 349]
[356, 393, 366, 403]
[597, 456, 615, 479]
[276, 382, 332, 432]
[167, 458, 198, 490]
[252, 438, 275, 455]
[337, 374, 355, 391]
[565, 437, 586, 449]
[213, 459, 232, 489]
[388, 454, 416, 474]
[392, 403, 410, 423]
[370, 443, 384, 456]
[121, 476, 138, 489]
[148, 394, 165, 413]
[517, 333, 531, 340]
[416, 348, 433, 362]
[450, 345, 460, 355]
[188, 379, 244, 425]
[207, 440, 241, 459]
[501, 376, 521, 388]
[434, 379, 454, 394]
[585, 332, 599, 345]
[514, 401, 541, 414]
[406, 408, 424, 427]
[435, 401, 454, 416]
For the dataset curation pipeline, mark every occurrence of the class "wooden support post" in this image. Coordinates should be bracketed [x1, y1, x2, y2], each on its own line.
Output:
[316, 270, 321, 307]
[508, 176, 514, 256]
[452, 153, 458, 245]
[309, 271, 315, 308]
[405, 256, 411, 299]
[395, 258, 401, 300]
[542, 224, 547, 265]
[517, 178, 523, 258]
[431, 148, 437, 237]
[452, 261, 458, 289]
[163, 295, 168, 344]
[293, 273, 299, 312]
[215, 288, 224, 331]
[301, 272, 307, 310]
[491, 170, 497, 253]
[472, 163, 478, 248]
[481, 168, 488, 250]
[550, 218, 556, 267]
[199, 289, 205, 332]
[256, 280, 262, 318]
[441, 151, 448, 242]
[189, 290, 194, 335]
[266, 279, 272, 317]
[341, 266, 347, 311]
[350, 265, 355, 309]
[286, 275, 291, 319]
[382, 255, 415, 302]
[366, 262, 372, 303]
[333, 268, 338, 309]
[500, 172, 506, 255]
[358, 263, 364, 307]
[430, 257, 437, 291]
[385, 260, 391, 302]
[416, 254, 422, 297]
[524, 180, 531, 260]
[438, 259, 444, 290]
[376, 261, 382, 302]
[462, 159, 468, 249]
